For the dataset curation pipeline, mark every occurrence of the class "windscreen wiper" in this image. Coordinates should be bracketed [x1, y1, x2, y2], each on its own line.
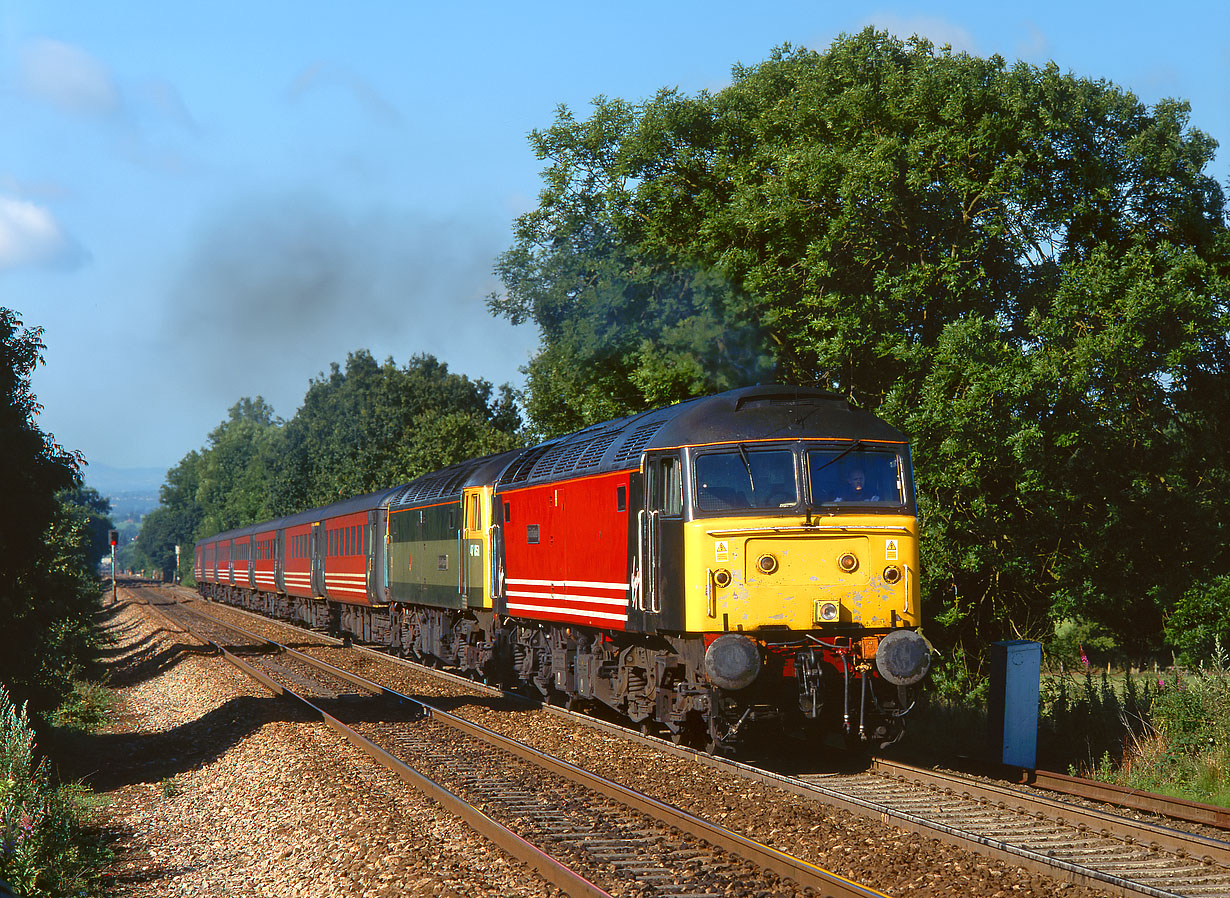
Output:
[810, 438, 863, 476]
[805, 438, 863, 524]
[737, 443, 756, 494]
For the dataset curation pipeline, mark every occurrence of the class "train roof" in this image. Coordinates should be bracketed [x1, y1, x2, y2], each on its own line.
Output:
[385, 449, 522, 510]
[196, 386, 907, 545]
[493, 385, 906, 489]
[197, 485, 405, 546]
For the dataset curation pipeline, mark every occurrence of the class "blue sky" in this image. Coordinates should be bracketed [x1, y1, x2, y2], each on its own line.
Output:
[3, 1, 1227, 482]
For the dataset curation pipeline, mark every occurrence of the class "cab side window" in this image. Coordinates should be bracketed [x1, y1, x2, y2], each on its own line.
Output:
[648, 455, 683, 516]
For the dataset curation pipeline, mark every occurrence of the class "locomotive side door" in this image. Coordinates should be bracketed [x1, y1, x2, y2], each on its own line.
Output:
[638, 452, 684, 632]
[367, 509, 386, 603]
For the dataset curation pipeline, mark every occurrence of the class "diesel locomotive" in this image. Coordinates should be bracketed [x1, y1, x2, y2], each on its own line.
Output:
[195, 386, 932, 750]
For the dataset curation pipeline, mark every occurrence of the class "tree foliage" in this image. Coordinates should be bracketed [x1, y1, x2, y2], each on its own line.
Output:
[0, 310, 113, 712]
[141, 352, 523, 572]
[133, 450, 205, 582]
[272, 351, 521, 511]
[493, 31, 1230, 656]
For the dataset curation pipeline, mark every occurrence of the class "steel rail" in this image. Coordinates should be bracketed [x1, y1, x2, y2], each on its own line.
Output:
[140, 586, 889, 898]
[154, 586, 1230, 838]
[128, 587, 615, 898]
[869, 759, 1230, 869]
[1028, 768, 1230, 830]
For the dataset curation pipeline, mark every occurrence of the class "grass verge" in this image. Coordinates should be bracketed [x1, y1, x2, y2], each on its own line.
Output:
[2, 684, 113, 897]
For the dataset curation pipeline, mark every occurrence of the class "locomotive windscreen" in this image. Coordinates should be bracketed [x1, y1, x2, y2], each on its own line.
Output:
[807, 447, 908, 507]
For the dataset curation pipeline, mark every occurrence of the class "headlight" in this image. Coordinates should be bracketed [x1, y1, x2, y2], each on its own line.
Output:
[756, 553, 778, 575]
[883, 565, 902, 584]
[713, 568, 731, 588]
[838, 552, 858, 573]
[816, 600, 840, 623]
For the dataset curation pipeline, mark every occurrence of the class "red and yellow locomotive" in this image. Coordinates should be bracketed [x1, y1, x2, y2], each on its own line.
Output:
[196, 386, 931, 750]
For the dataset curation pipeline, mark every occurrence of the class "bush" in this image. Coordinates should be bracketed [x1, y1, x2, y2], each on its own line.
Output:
[1124, 663, 1230, 803]
[50, 681, 113, 733]
[1166, 576, 1230, 666]
[1045, 617, 1117, 671]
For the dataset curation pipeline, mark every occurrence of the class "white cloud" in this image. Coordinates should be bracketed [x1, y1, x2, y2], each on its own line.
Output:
[19, 38, 120, 116]
[862, 14, 977, 54]
[0, 195, 88, 271]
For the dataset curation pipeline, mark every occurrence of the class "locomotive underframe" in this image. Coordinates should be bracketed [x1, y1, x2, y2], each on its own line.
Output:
[200, 581, 912, 750]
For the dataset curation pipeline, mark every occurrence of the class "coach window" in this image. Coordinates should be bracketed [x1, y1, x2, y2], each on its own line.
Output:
[648, 455, 682, 516]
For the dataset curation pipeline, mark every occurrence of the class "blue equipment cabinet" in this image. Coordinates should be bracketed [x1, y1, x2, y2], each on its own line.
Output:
[988, 640, 1041, 769]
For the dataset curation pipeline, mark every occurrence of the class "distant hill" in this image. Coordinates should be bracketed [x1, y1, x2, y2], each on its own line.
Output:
[85, 463, 166, 522]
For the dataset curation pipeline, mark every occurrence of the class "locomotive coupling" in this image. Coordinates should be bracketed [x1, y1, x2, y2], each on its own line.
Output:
[704, 633, 762, 690]
[874, 629, 933, 686]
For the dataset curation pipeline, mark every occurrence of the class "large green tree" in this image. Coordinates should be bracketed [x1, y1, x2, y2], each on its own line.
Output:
[271, 351, 522, 512]
[1, 310, 112, 710]
[493, 31, 1230, 657]
[144, 352, 524, 561]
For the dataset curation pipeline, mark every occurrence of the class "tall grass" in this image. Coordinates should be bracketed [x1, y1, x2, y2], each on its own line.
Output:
[1110, 662, 1230, 806]
[1037, 668, 1153, 773]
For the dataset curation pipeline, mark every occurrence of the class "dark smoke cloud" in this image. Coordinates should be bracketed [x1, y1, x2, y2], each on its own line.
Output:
[166, 190, 532, 418]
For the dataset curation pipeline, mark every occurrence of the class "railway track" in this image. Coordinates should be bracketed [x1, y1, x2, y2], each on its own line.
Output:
[140, 583, 1230, 897]
[133, 585, 886, 898]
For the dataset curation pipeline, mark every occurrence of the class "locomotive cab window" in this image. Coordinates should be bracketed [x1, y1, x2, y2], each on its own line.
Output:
[695, 447, 798, 513]
[807, 448, 908, 509]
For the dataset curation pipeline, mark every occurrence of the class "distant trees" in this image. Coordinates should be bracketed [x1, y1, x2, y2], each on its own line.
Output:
[493, 30, 1230, 662]
[133, 451, 205, 582]
[141, 352, 523, 582]
[272, 351, 521, 511]
[1, 309, 113, 712]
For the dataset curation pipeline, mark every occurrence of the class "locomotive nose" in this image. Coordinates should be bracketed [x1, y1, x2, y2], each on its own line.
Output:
[874, 629, 933, 686]
[704, 633, 762, 690]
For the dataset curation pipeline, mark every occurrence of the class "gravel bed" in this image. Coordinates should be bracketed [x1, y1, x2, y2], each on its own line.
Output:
[74, 594, 561, 898]
[184, 595, 1109, 897]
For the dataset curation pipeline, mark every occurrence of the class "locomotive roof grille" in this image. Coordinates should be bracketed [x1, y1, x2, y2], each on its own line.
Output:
[530, 442, 573, 479]
[612, 421, 666, 464]
[399, 470, 459, 504]
[504, 443, 553, 483]
[577, 428, 622, 467]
